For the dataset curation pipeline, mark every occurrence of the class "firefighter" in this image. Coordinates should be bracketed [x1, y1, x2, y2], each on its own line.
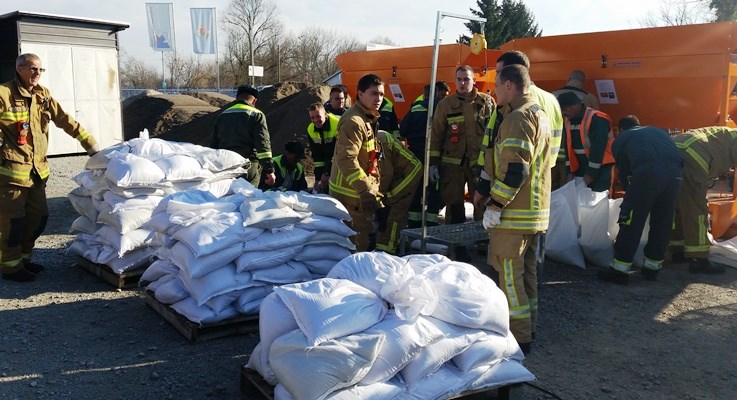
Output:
[670, 127, 737, 274]
[211, 84, 275, 187]
[1, 53, 100, 282]
[552, 70, 600, 109]
[324, 85, 348, 116]
[403, 81, 450, 228]
[306, 102, 340, 194]
[430, 65, 495, 260]
[378, 97, 399, 138]
[329, 74, 384, 251]
[374, 130, 422, 254]
[260, 141, 308, 192]
[598, 116, 683, 285]
[557, 91, 615, 193]
[484, 64, 552, 355]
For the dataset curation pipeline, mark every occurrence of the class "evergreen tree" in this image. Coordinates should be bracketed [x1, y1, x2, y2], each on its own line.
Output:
[459, 0, 542, 49]
[708, 0, 737, 21]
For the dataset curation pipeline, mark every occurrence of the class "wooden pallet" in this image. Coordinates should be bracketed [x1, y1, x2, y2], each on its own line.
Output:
[76, 257, 148, 289]
[143, 290, 259, 342]
[239, 366, 524, 400]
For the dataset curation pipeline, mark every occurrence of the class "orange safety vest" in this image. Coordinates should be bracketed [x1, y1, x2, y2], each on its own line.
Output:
[565, 107, 615, 173]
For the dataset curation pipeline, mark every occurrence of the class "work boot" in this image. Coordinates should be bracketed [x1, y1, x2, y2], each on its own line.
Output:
[2, 268, 36, 282]
[641, 267, 659, 281]
[670, 251, 686, 264]
[454, 246, 472, 263]
[518, 342, 532, 356]
[24, 261, 45, 274]
[688, 258, 725, 274]
[597, 267, 630, 285]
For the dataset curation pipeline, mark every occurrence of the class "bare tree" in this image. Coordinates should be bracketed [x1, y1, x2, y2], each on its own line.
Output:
[368, 36, 399, 47]
[283, 27, 362, 84]
[166, 54, 218, 88]
[641, 0, 713, 27]
[221, 0, 280, 85]
[119, 50, 162, 89]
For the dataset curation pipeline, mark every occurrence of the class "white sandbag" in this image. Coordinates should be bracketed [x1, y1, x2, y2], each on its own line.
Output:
[195, 148, 249, 172]
[297, 216, 356, 237]
[257, 292, 299, 385]
[710, 236, 737, 268]
[68, 191, 98, 222]
[236, 245, 304, 273]
[242, 227, 316, 252]
[96, 202, 155, 234]
[108, 185, 172, 199]
[140, 258, 179, 285]
[303, 259, 340, 275]
[578, 190, 613, 268]
[380, 262, 438, 321]
[107, 247, 155, 274]
[325, 377, 405, 400]
[168, 202, 238, 227]
[326, 252, 408, 297]
[394, 362, 486, 400]
[85, 141, 130, 170]
[172, 212, 245, 257]
[293, 192, 351, 221]
[141, 212, 179, 235]
[178, 263, 255, 306]
[304, 231, 356, 250]
[205, 289, 245, 314]
[546, 182, 586, 268]
[171, 241, 243, 279]
[270, 329, 385, 400]
[154, 276, 189, 305]
[69, 215, 100, 235]
[241, 197, 308, 229]
[400, 318, 486, 388]
[154, 154, 214, 182]
[170, 297, 240, 325]
[105, 152, 167, 188]
[236, 285, 273, 314]
[360, 312, 444, 385]
[293, 245, 352, 262]
[452, 330, 523, 373]
[274, 278, 388, 346]
[145, 273, 176, 293]
[402, 253, 452, 271]
[127, 137, 186, 158]
[66, 235, 101, 262]
[103, 191, 162, 213]
[246, 344, 273, 385]
[153, 189, 218, 215]
[252, 261, 313, 284]
[465, 359, 536, 393]
[422, 262, 509, 335]
[94, 225, 154, 256]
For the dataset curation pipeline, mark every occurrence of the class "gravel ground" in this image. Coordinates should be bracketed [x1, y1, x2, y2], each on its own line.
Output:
[1, 155, 736, 400]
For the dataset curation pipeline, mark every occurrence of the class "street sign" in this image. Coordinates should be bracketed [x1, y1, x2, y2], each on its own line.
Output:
[248, 65, 264, 77]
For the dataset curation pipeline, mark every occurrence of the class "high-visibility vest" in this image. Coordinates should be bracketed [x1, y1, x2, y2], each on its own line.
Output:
[306, 113, 340, 169]
[564, 107, 614, 173]
[272, 155, 305, 191]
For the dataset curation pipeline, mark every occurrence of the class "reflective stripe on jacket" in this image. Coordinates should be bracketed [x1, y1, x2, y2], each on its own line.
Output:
[564, 107, 614, 173]
[377, 130, 422, 203]
[0, 78, 97, 187]
[306, 113, 340, 173]
[329, 101, 380, 198]
[212, 100, 274, 173]
[673, 126, 737, 177]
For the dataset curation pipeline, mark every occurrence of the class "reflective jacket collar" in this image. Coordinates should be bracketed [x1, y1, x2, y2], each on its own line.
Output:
[354, 100, 380, 122]
[455, 87, 478, 102]
[501, 92, 535, 116]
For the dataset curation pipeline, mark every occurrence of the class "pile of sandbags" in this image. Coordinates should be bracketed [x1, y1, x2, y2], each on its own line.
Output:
[139, 182, 356, 324]
[247, 252, 534, 400]
[67, 135, 248, 274]
[545, 179, 648, 269]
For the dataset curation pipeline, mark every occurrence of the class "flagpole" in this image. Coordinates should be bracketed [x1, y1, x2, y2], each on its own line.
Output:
[214, 7, 220, 92]
[161, 51, 165, 89]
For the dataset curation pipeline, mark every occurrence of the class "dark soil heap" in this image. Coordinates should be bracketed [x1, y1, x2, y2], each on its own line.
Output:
[123, 93, 218, 141]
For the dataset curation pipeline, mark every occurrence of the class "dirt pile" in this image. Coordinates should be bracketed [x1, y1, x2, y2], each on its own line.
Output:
[125, 82, 332, 163]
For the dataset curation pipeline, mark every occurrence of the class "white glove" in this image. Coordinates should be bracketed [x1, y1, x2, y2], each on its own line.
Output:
[429, 165, 440, 183]
[483, 208, 502, 229]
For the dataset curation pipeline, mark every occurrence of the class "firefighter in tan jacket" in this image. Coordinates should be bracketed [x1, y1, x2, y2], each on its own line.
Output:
[1, 53, 99, 282]
[329, 74, 384, 251]
[483, 64, 552, 355]
[429, 65, 495, 226]
[375, 130, 422, 254]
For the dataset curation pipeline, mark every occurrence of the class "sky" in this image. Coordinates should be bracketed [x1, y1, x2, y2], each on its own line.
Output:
[12, 0, 668, 68]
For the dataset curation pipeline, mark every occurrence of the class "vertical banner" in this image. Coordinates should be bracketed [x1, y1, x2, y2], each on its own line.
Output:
[191, 8, 217, 55]
[146, 3, 175, 52]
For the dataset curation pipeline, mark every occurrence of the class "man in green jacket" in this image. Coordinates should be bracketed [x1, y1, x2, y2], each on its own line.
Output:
[211, 84, 275, 187]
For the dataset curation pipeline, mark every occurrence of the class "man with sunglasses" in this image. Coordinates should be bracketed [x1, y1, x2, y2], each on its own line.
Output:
[0, 53, 99, 282]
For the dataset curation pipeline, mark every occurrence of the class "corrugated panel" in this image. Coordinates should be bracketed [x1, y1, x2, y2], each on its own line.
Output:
[18, 21, 117, 48]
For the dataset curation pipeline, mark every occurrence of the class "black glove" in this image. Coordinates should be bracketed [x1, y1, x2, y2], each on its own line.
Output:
[376, 206, 391, 232]
[359, 191, 379, 213]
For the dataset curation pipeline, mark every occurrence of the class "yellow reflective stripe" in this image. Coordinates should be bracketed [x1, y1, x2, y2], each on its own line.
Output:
[447, 115, 464, 123]
[502, 209, 550, 218]
[685, 245, 711, 252]
[328, 181, 359, 198]
[1, 110, 29, 121]
[498, 220, 550, 230]
[698, 214, 707, 247]
[408, 211, 422, 221]
[588, 161, 601, 168]
[362, 139, 376, 151]
[529, 297, 538, 312]
[313, 161, 326, 167]
[491, 181, 517, 202]
[429, 150, 441, 157]
[611, 258, 632, 273]
[386, 138, 421, 198]
[500, 138, 533, 154]
[38, 167, 50, 180]
[256, 151, 272, 159]
[669, 240, 685, 246]
[410, 104, 427, 112]
[679, 145, 709, 173]
[502, 259, 520, 307]
[346, 169, 366, 185]
[0, 166, 30, 179]
[440, 156, 462, 165]
[643, 256, 663, 270]
[76, 130, 90, 142]
[510, 305, 531, 319]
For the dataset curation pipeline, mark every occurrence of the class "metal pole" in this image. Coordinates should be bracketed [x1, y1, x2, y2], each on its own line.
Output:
[421, 11, 486, 251]
[214, 7, 220, 92]
[161, 51, 165, 89]
[250, 30, 255, 86]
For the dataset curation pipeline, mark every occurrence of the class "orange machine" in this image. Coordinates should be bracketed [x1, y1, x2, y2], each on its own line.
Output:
[501, 21, 737, 239]
[336, 44, 502, 120]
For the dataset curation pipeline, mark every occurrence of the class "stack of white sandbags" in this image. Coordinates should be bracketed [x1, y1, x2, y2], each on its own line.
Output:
[67, 136, 248, 274]
[139, 180, 356, 325]
[247, 252, 534, 400]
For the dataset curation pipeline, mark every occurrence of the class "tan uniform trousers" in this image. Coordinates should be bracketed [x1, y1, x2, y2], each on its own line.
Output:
[670, 165, 711, 259]
[0, 178, 49, 273]
[332, 193, 374, 252]
[440, 163, 479, 224]
[375, 192, 415, 254]
[488, 231, 539, 344]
